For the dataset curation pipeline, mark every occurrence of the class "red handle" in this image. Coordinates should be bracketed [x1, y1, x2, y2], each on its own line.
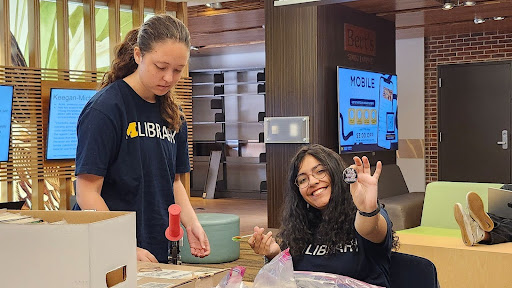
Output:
[165, 204, 184, 241]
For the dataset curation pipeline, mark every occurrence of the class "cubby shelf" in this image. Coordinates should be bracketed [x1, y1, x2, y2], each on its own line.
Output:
[192, 93, 265, 98]
[192, 81, 264, 86]
[191, 68, 266, 195]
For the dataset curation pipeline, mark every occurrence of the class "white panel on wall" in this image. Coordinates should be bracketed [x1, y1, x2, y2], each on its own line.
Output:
[396, 37, 425, 140]
[397, 158, 426, 192]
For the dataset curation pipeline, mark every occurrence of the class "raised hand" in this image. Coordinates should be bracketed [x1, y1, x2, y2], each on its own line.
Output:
[350, 156, 382, 213]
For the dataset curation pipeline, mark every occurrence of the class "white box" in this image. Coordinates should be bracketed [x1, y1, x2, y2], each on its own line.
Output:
[0, 210, 137, 288]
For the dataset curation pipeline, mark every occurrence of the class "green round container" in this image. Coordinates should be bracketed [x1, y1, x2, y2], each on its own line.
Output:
[181, 213, 240, 264]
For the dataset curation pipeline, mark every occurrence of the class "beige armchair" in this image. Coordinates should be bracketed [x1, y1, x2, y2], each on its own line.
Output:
[375, 164, 425, 231]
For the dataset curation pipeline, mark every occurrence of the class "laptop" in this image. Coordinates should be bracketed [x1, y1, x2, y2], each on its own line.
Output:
[488, 187, 512, 219]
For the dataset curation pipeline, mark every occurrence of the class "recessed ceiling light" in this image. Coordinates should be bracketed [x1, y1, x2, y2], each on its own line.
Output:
[494, 16, 505, 21]
[464, 1, 476, 6]
[474, 17, 485, 24]
[442, 2, 455, 10]
[205, 2, 223, 9]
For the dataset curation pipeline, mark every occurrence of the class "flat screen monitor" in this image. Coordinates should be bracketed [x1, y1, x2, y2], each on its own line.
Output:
[0, 85, 13, 162]
[46, 88, 96, 160]
[337, 67, 398, 153]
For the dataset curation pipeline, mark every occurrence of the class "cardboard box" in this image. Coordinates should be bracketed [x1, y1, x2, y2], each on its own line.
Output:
[137, 262, 229, 288]
[0, 210, 137, 288]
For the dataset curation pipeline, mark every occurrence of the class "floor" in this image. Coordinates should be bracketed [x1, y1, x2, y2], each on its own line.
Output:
[189, 197, 268, 235]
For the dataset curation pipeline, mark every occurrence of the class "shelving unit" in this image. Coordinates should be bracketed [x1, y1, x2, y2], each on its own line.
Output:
[191, 68, 266, 199]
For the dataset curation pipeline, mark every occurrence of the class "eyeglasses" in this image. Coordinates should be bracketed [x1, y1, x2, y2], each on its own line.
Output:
[295, 165, 327, 189]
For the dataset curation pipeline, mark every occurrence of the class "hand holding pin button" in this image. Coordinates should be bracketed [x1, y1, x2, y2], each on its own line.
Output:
[343, 167, 358, 184]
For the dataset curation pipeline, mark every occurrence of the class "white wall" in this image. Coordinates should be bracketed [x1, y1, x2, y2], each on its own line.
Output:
[396, 37, 426, 192]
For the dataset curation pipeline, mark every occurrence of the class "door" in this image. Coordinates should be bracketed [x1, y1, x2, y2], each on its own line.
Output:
[439, 61, 512, 183]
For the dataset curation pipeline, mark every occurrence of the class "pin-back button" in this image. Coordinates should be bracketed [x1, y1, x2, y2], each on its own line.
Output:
[343, 167, 358, 184]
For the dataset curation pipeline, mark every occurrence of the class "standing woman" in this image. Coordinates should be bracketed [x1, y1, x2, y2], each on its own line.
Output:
[74, 15, 210, 263]
[249, 144, 398, 287]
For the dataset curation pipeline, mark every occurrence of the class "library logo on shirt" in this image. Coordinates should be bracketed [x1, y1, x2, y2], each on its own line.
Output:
[126, 121, 176, 143]
[304, 239, 359, 256]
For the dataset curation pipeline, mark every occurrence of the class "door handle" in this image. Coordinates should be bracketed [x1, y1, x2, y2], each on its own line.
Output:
[497, 130, 508, 149]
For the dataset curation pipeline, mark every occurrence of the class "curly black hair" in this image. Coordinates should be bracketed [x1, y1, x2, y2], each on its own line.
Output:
[276, 144, 399, 256]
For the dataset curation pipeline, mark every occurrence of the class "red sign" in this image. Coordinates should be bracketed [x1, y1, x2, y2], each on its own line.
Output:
[344, 24, 376, 57]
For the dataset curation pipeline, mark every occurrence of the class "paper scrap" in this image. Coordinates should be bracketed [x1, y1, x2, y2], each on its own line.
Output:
[138, 269, 193, 280]
[138, 282, 172, 288]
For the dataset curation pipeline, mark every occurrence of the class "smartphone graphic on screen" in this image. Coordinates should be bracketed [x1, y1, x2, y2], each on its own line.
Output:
[391, 94, 398, 143]
[377, 76, 394, 149]
[386, 112, 395, 133]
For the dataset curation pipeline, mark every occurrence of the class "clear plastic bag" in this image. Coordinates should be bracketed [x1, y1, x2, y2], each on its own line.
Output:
[293, 271, 384, 288]
[216, 266, 249, 288]
[252, 248, 383, 288]
[253, 248, 297, 288]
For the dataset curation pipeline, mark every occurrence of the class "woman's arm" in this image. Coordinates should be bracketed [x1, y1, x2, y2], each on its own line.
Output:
[75, 174, 109, 211]
[173, 174, 211, 257]
[354, 210, 388, 243]
[350, 156, 389, 243]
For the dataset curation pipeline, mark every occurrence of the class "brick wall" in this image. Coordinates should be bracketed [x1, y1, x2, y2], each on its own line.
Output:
[425, 31, 512, 183]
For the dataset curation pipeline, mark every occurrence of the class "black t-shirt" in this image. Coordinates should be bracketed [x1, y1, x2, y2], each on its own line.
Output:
[75, 80, 190, 262]
[292, 208, 393, 287]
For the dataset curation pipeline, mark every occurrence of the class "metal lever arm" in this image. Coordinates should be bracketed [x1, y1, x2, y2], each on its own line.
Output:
[497, 130, 508, 150]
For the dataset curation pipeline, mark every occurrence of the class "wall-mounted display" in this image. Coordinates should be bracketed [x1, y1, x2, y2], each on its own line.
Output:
[0, 85, 14, 162]
[46, 88, 96, 160]
[338, 67, 398, 153]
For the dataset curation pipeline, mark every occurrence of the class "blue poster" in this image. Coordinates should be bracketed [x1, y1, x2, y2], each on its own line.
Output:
[47, 88, 96, 160]
[338, 67, 398, 153]
[0, 86, 13, 161]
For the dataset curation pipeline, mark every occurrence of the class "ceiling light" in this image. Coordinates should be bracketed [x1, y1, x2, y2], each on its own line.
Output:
[205, 2, 223, 9]
[463, 1, 476, 6]
[474, 17, 485, 24]
[494, 16, 505, 21]
[442, 2, 455, 10]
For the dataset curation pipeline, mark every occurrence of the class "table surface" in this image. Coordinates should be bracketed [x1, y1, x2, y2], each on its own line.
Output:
[397, 232, 512, 253]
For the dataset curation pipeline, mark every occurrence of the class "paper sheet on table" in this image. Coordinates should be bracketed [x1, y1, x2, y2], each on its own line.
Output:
[137, 269, 194, 280]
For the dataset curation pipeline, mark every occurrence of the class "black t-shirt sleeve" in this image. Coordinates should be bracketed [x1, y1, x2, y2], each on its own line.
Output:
[75, 107, 119, 177]
[175, 119, 191, 174]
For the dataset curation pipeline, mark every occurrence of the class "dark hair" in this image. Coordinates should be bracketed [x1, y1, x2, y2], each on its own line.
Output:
[277, 144, 399, 256]
[100, 14, 190, 131]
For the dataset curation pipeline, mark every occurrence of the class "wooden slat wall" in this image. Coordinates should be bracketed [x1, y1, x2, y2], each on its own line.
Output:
[0, 0, 11, 66]
[28, 0, 41, 68]
[173, 77, 193, 169]
[56, 0, 70, 70]
[84, 0, 97, 71]
[0, 66, 192, 209]
[108, 0, 121, 62]
[132, 0, 145, 27]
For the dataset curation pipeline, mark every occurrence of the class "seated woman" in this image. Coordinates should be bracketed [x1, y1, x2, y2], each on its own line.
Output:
[454, 191, 512, 246]
[248, 144, 398, 288]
